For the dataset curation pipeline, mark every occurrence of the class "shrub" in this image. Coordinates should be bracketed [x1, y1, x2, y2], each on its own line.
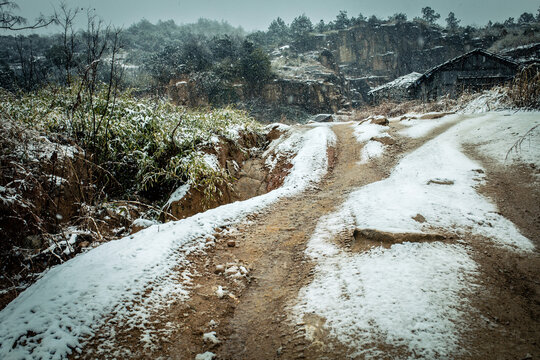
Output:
[0, 82, 263, 200]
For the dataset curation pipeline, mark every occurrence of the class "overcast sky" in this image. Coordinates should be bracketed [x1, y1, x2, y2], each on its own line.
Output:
[9, 0, 540, 34]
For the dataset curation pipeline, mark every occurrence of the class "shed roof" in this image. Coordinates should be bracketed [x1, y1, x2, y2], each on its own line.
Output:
[413, 49, 518, 87]
[368, 72, 422, 95]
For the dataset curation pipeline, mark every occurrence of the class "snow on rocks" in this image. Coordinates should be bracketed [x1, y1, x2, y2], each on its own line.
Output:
[0, 125, 336, 359]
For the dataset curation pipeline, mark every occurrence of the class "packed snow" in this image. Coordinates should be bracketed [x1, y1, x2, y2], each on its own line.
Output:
[398, 114, 459, 138]
[293, 112, 535, 358]
[354, 119, 392, 163]
[368, 72, 422, 95]
[0, 126, 336, 359]
[293, 243, 478, 359]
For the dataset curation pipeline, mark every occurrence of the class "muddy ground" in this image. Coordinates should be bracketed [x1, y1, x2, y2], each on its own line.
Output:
[78, 119, 539, 359]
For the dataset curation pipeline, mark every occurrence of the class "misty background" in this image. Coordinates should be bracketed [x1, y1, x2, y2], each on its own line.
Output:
[9, 0, 540, 34]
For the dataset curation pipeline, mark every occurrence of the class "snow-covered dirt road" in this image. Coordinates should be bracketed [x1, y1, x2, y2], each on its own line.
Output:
[1, 111, 538, 360]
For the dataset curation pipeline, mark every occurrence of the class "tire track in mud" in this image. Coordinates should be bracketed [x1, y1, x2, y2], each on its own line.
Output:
[76, 118, 464, 359]
[210, 119, 464, 360]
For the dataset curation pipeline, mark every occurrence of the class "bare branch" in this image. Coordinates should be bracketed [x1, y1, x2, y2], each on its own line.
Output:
[0, 1, 55, 30]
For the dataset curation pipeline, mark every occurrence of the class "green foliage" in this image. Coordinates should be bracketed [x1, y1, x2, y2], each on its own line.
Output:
[445, 12, 460, 31]
[268, 17, 290, 45]
[334, 11, 350, 30]
[240, 42, 272, 94]
[518, 12, 535, 24]
[421, 7, 440, 24]
[290, 14, 313, 50]
[0, 83, 263, 200]
[389, 13, 407, 23]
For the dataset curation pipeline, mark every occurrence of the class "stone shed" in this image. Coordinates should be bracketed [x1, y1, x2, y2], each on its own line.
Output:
[368, 72, 422, 103]
[410, 49, 519, 101]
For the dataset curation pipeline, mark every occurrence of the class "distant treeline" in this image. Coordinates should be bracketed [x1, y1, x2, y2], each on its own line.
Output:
[1, 5, 539, 99]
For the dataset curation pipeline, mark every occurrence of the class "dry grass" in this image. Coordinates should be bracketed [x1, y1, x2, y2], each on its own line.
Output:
[352, 97, 458, 120]
[508, 65, 540, 110]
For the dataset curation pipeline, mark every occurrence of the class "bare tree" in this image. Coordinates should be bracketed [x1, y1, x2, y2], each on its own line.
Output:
[55, 3, 80, 85]
[0, 1, 55, 30]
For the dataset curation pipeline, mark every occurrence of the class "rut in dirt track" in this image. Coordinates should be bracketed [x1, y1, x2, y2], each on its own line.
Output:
[75, 119, 464, 360]
[214, 120, 461, 359]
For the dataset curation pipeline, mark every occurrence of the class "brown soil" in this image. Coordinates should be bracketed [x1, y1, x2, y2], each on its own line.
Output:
[76, 117, 539, 360]
[459, 148, 540, 360]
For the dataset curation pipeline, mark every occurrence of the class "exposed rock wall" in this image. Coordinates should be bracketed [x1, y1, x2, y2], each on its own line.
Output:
[261, 78, 348, 113]
[314, 23, 495, 80]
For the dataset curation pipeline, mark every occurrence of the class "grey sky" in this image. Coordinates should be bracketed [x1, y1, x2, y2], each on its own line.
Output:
[11, 0, 540, 33]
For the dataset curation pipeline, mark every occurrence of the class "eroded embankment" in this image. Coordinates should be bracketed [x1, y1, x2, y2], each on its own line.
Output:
[147, 119, 464, 360]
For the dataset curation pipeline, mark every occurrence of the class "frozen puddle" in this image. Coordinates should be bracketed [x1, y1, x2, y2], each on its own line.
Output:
[293, 113, 535, 358]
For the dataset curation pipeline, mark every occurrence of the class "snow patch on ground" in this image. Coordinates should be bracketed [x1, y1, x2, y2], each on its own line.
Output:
[294, 243, 478, 359]
[203, 331, 220, 345]
[354, 120, 392, 163]
[294, 113, 535, 359]
[195, 352, 216, 360]
[398, 114, 459, 138]
[353, 121, 388, 143]
[0, 126, 336, 359]
[459, 111, 540, 167]
[337, 115, 534, 252]
[359, 141, 385, 164]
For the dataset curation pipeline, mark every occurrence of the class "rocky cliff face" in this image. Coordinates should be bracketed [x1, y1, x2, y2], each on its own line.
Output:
[316, 22, 496, 82]
[264, 49, 351, 113]
[169, 22, 505, 117]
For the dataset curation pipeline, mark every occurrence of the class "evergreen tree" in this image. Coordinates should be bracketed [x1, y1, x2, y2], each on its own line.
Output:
[290, 14, 313, 50]
[334, 10, 350, 30]
[315, 19, 326, 33]
[268, 17, 290, 44]
[518, 12, 535, 24]
[445, 12, 460, 31]
[239, 41, 272, 95]
[389, 13, 407, 23]
[421, 6, 441, 24]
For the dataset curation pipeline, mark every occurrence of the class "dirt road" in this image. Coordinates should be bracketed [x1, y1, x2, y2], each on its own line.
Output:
[79, 118, 539, 359]
[154, 119, 467, 360]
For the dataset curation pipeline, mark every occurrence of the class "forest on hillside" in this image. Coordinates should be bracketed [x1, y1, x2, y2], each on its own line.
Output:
[2, 3, 540, 99]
